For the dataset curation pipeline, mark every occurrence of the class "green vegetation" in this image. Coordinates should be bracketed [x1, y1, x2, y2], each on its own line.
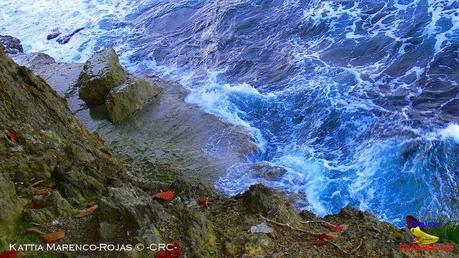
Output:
[426, 221, 459, 243]
[0, 207, 39, 253]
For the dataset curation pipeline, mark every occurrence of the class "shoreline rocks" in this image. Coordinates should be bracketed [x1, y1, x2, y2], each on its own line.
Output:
[78, 48, 161, 123]
[5, 39, 258, 183]
[2, 36, 455, 257]
[47, 29, 61, 40]
[56, 27, 85, 45]
[13, 52, 56, 67]
[0, 35, 23, 55]
[106, 77, 161, 123]
[78, 49, 127, 105]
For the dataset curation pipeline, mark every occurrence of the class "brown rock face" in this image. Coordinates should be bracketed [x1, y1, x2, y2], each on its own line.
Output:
[0, 44, 124, 227]
[78, 48, 127, 105]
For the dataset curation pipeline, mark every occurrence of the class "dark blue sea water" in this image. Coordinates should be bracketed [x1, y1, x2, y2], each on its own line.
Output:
[1, 0, 458, 226]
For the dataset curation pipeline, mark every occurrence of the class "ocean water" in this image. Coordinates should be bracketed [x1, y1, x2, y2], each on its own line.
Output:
[1, 0, 458, 226]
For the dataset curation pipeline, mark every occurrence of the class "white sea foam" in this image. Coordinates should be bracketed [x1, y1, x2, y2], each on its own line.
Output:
[185, 78, 271, 152]
[0, 0, 136, 62]
[439, 124, 459, 143]
[274, 154, 330, 216]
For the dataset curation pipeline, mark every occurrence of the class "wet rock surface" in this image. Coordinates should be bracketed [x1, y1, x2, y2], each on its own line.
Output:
[46, 29, 61, 40]
[14, 52, 56, 67]
[56, 27, 84, 45]
[0, 35, 23, 54]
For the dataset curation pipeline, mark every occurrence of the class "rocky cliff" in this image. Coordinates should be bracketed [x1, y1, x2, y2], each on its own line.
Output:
[0, 43, 125, 247]
[0, 40, 457, 258]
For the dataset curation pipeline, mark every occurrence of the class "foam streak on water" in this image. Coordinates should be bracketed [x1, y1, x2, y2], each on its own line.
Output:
[1, 0, 458, 226]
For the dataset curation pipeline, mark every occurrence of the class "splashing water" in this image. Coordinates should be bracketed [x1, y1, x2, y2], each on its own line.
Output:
[1, 0, 458, 226]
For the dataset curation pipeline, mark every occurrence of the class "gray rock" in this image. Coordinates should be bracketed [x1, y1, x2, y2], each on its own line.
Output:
[251, 162, 287, 180]
[24, 191, 76, 224]
[250, 223, 273, 234]
[181, 208, 217, 257]
[24, 208, 55, 224]
[11, 52, 84, 97]
[95, 185, 168, 244]
[97, 185, 156, 227]
[57, 27, 84, 45]
[244, 234, 272, 256]
[229, 162, 287, 181]
[239, 184, 300, 223]
[42, 190, 76, 217]
[13, 52, 56, 67]
[47, 29, 61, 40]
[0, 35, 23, 55]
[24, 190, 76, 224]
[78, 49, 127, 105]
[106, 77, 161, 123]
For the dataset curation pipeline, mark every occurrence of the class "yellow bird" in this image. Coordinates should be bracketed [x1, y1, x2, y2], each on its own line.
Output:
[410, 227, 439, 244]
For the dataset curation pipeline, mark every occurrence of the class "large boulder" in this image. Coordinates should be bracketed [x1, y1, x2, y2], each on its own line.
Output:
[105, 77, 161, 123]
[78, 48, 127, 105]
[0, 35, 23, 55]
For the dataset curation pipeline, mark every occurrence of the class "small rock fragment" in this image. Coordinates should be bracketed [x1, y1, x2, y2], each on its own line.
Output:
[250, 223, 274, 234]
[56, 27, 84, 45]
[47, 29, 61, 40]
